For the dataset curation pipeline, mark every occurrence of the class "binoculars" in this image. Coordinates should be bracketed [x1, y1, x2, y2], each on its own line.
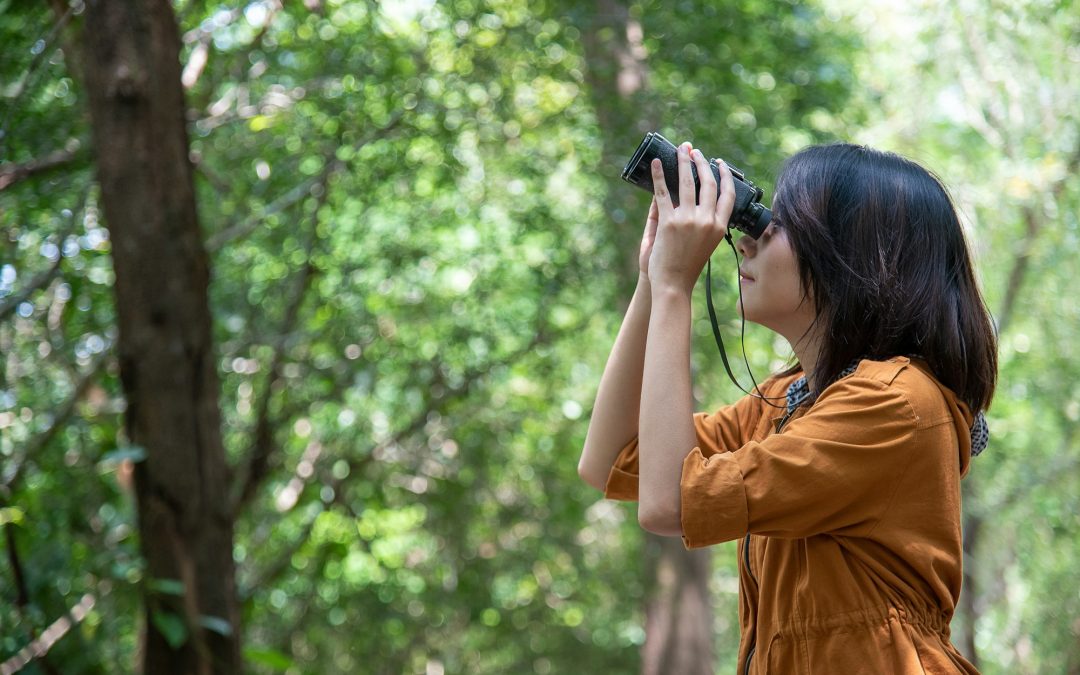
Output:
[621, 132, 772, 239]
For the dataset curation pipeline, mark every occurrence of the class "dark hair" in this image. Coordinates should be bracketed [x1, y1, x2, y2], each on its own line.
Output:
[773, 143, 997, 413]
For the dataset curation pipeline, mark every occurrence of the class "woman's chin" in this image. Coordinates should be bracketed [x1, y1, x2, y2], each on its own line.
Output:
[736, 300, 756, 323]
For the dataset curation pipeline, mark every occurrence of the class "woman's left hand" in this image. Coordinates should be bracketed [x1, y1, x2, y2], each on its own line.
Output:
[646, 142, 736, 297]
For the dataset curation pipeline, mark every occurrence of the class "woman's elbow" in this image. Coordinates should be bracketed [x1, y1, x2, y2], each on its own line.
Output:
[577, 460, 607, 493]
[638, 506, 682, 537]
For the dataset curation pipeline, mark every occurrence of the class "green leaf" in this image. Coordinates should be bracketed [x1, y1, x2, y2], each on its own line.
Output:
[243, 646, 294, 671]
[151, 610, 188, 649]
[148, 578, 186, 597]
[0, 507, 24, 526]
[99, 445, 147, 465]
[198, 614, 233, 637]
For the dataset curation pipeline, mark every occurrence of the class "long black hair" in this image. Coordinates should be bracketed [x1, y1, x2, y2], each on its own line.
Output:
[773, 143, 997, 413]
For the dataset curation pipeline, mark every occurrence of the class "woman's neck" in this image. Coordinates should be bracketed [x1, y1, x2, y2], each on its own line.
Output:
[789, 326, 825, 393]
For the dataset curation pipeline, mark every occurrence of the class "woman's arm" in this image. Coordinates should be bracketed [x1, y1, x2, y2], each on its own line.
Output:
[637, 284, 696, 535]
[579, 190, 664, 491]
[577, 273, 652, 491]
[635, 144, 736, 535]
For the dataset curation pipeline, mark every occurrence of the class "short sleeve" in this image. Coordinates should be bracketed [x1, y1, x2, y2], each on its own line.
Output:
[680, 376, 918, 549]
[603, 387, 773, 502]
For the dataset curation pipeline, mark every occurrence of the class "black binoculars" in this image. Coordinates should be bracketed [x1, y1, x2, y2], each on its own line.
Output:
[621, 132, 772, 239]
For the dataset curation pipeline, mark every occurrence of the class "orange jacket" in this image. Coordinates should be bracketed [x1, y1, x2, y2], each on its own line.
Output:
[605, 357, 980, 674]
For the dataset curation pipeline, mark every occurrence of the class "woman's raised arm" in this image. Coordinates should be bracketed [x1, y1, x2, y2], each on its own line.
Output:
[577, 274, 652, 491]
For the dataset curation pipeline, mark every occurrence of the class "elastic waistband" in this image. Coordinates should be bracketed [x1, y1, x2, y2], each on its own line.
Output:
[772, 604, 953, 639]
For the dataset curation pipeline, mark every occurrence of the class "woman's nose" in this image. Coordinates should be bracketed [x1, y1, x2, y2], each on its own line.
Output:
[735, 234, 755, 257]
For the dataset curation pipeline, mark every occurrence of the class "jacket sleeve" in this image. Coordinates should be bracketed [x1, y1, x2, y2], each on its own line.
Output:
[603, 391, 767, 501]
[680, 376, 918, 549]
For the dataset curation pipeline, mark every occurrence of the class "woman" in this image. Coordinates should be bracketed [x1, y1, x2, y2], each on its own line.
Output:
[578, 141, 996, 673]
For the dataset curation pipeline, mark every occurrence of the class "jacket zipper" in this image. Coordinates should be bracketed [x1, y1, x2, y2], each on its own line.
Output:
[742, 534, 757, 674]
[775, 407, 796, 433]
[743, 407, 796, 675]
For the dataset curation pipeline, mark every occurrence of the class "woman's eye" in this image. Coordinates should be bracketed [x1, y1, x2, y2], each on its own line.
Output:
[761, 219, 783, 240]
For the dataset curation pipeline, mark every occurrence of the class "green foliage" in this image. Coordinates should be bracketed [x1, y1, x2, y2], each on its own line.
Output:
[1, 0, 1076, 673]
[150, 610, 189, 650]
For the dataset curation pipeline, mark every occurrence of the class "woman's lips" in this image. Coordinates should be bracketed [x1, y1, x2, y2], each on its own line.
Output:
[739, 268, 755, 282]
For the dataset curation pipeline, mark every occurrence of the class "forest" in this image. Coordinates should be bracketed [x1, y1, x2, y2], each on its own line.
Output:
[0, 0, 1077, 673]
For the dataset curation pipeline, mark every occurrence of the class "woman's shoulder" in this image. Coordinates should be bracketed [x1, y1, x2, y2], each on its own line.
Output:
[843, 356, 914, 387]
[826, 356, 963, 425]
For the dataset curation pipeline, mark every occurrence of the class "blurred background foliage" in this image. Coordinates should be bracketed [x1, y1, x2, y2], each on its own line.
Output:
[0, 0, 1077, 673]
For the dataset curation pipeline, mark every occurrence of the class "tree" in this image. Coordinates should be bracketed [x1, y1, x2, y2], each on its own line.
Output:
[78, 0, 239, 671]
[0, 1, 912, 673]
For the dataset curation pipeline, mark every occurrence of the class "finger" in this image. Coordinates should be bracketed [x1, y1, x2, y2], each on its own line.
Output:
[650, 159, 673, 215]
[677, 142, 695, 207]
[693, 149, 717, 208]
[644, 198, 659, 239]
[715, 159, 736, 220]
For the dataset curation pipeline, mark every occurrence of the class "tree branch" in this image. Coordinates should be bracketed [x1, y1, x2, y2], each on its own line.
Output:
[0, 3, 78, 158]
[994, 203, 1040, 336]
[995, 145, 1080, 335]
[236, 494, 327, 600]
[1, 526, 64, 675]
[180, 2, 280, 91]
[204, 111, 403, 252]
[0, 256, 63, 322]
[204, 173, 320, 252]
[0, 353, 108, 499]
[235, 301, 557, 598]
[0, 146, 85, 193]
[4, 525, 29, 610]
[226, 113, 404, 512]
[227, 255, 316, 516]
[0, 594, 96, 675]
[953, 6, 1017, 159]
[990, 423, 1080, 515]
[228, 154, 332, 515]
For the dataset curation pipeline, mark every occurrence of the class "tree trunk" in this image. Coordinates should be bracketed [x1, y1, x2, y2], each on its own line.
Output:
[580, 4, 715, 671]
[958, 483, 982, 670]
[642, 536, 715, 675]
[580, 0, 657, 289]
[79, 1, 240, 672]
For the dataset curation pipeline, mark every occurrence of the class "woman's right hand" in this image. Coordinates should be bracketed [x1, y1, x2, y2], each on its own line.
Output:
[646, 146, 734, 297]
[639, 197, 660, 278]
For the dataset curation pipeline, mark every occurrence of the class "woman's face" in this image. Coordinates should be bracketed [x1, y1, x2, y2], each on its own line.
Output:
[735, 223, 816, 344]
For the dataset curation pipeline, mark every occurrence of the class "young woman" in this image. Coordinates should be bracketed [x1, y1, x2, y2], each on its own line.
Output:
[578, 141, 996, 674]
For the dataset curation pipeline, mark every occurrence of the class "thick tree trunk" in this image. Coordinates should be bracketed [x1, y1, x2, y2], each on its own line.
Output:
[580, 3, 715, 673]
[642, 536, 715, 675]
[580, 0, 657, 288]
[79, 1, 240, 672]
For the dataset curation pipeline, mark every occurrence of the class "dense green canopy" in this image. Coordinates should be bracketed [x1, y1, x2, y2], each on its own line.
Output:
[1, 0, 1077, 673]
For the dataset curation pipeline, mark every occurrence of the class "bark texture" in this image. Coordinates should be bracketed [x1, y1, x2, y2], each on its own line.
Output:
[79, 1, 239, 672]
[642, 536, 715, 675]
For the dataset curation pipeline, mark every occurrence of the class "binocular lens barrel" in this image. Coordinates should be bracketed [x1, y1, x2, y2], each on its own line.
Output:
[621, 132, 771, 239]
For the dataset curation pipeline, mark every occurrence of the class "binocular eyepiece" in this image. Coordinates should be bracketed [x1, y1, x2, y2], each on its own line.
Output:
[621, 132, 772, 239]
